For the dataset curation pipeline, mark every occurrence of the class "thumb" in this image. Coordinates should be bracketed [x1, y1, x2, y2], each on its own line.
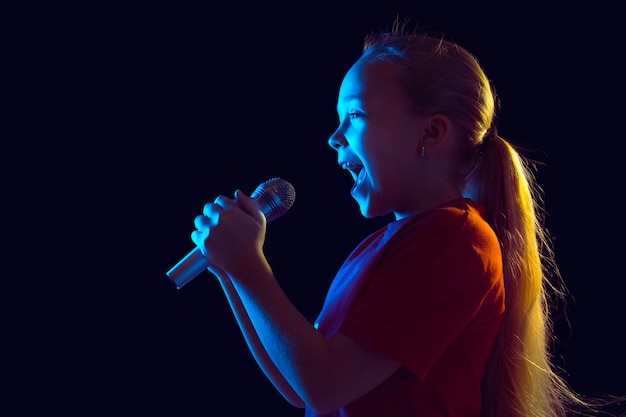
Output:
[234, 189, 266, 225]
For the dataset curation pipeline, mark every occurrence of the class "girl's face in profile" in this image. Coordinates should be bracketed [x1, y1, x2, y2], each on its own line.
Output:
[328, 57, 432, 220]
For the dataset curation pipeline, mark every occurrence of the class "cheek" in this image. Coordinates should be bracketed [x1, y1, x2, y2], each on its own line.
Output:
[360, 128, 416, 176]
[363, 156, 396, 190]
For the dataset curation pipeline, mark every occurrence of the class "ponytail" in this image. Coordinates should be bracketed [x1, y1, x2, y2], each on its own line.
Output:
[465, 135, 586, 417]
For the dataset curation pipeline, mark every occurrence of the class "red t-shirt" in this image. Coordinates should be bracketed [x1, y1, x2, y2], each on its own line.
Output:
[306, 198, 505, 417]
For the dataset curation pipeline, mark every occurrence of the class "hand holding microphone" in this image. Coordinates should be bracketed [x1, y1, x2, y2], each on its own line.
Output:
[167, 178, 296, 289]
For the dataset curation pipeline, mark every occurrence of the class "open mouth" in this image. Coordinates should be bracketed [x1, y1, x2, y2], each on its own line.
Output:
[341, 161, 364, 182]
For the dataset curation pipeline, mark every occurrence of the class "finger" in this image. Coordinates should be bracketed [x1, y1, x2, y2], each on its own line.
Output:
[190, 229, 204, 248]
[202, 201, 223, 218]
[213, 195, 236, 210]
[194, 214, 210, 230]
[191, 230, 211, 257]
[235, 190, 265, 224]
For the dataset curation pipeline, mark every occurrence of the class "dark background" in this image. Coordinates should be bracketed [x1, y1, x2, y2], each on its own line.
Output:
[9, 2, 624, 415]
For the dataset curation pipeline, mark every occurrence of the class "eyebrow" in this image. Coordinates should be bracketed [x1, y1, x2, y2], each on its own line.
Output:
[336, 94, 364, 113]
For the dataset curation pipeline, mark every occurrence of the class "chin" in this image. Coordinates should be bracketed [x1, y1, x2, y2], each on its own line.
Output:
[357, 205, 371, 218]
[358, 201, 384, 219]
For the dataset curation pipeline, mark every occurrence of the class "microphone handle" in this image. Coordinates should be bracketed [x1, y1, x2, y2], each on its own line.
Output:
[167, 247, 210, 289]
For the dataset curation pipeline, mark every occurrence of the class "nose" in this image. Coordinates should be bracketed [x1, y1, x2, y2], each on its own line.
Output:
[328, 128, 347, 150]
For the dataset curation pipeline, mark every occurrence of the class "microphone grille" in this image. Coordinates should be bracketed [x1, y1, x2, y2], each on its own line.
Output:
[252, 177, 296, 222]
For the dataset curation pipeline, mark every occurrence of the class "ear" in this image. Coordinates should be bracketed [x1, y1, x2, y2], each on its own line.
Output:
[419, 114, 452, 155]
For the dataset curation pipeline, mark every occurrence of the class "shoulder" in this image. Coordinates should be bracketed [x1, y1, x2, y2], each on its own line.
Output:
[385, 199, 501, 272]
[392, 198, 490, 240]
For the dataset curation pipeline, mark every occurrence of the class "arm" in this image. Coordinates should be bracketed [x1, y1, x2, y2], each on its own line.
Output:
[224, 260, 399, 414]
[195, 192, 400, 413]
[208, 265, 305, 408]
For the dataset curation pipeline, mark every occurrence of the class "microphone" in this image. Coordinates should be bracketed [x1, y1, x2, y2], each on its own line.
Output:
[166, 177, 296, 289]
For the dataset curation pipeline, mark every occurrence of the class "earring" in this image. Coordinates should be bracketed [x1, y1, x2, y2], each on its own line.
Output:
[420, 146, 425, 157]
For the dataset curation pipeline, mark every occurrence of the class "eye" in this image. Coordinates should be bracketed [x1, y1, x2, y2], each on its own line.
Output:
[348, 111, 364, 119]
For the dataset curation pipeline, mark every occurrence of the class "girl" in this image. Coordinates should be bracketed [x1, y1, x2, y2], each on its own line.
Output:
[191, 23, 597, 416]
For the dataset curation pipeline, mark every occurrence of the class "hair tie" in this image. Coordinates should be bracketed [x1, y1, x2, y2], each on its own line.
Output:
[483, 126, 498, 144]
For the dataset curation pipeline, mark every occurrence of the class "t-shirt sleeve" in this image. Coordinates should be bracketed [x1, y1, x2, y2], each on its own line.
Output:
[338, 214, 499, 380]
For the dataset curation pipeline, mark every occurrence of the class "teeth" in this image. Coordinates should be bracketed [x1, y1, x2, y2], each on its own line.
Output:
[342, 162, 360, 170]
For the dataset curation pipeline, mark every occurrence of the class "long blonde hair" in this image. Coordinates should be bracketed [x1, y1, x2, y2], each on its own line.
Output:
[362, 23, 595, 416]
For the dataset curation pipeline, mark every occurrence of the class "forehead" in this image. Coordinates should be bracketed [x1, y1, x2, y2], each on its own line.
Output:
[338, 57, 401, 106]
